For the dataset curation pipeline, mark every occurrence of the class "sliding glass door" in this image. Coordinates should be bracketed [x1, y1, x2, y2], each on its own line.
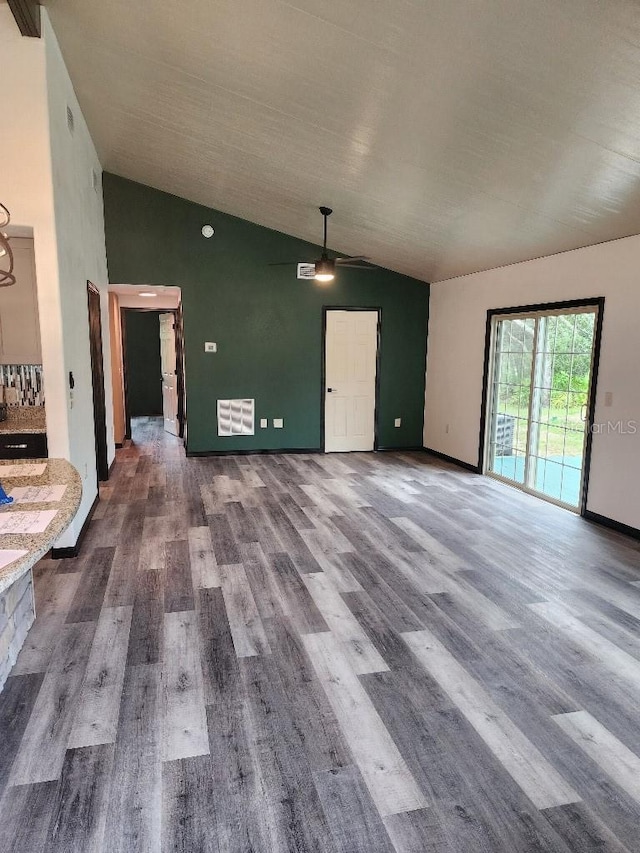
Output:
[486, 305, 598, 510]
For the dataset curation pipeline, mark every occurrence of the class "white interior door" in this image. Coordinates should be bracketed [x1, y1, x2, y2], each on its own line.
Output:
[159, 312, 179, 436]
[324, 309, 378, 452]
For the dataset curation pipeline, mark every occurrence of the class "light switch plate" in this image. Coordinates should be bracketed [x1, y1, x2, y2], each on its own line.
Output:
[273, 418, 284, 428]
[394, 418, 401, 428]
[260, 418, 268, 428]
[204, 342, 217, 353]
[604, 391, 613, 407]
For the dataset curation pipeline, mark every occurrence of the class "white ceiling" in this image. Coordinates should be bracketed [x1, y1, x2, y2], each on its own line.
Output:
[45, 0, 640, 282]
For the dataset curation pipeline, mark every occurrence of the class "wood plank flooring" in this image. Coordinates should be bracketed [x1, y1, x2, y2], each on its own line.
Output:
[2, 416, 640, 851]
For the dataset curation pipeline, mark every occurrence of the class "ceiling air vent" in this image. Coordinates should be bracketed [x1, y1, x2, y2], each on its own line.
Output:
[297, 263, 316, 280]
[66, 105, 75, 134]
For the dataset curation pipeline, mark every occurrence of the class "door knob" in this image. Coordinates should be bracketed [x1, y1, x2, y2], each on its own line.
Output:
[327, 387, 337, 392]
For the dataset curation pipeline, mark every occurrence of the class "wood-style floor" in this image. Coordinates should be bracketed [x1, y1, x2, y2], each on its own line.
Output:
[2, 418, 640, 852]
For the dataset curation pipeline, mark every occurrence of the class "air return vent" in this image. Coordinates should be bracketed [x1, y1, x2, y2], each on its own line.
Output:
[66, 105, 75, 134]
[217, 399, 254, 436]
[297, 263, 316, 280]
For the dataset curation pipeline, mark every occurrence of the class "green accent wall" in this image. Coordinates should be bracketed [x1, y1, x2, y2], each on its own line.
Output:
[124, 310, 162, 417]
[103, 174, 429, 453]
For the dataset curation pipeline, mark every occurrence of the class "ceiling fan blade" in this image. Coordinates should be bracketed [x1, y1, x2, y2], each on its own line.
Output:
[337, 263, 376, 270]
[268, 261, 304, 266]
[335, 256, 370, 264]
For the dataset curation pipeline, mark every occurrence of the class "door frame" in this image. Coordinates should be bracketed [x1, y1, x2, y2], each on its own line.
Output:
[321, 306, 382, 453]
[87, 282, 110, 482]
[120, 306, 186, 441]
[478, 296, 605, 515]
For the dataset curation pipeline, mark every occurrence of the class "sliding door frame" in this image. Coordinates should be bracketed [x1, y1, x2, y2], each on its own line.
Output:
[478, 297, 605, 515]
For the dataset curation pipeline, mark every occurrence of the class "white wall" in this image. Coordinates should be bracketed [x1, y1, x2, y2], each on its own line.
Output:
[108, 292, 126, 446]
[43, 10, 114, 544]
[3, 7, 114, 547]
[424, 235, 640, 530]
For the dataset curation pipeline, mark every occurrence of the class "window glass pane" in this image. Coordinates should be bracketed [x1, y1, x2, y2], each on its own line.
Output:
[542, 316, 556, 351]
[541, 459, 563, 501]
[512, 451, 526, 484]
[570, 355, 590, 391]
[574, 313, 596, 353]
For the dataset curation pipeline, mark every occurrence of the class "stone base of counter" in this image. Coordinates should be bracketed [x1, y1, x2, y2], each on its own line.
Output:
[0, 571, 35, 691]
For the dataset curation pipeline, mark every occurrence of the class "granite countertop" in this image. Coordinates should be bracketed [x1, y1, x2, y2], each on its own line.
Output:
[0, 458, 82, 595]
[0, 407, 47, 434]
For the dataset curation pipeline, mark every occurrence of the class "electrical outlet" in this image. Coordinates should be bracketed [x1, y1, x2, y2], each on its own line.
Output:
[394, 418, 401, 428]
[273, 418, 284, 428]
[204, 342, 217, 353]
[260, 418, 268, 428]
[604, 391, 613, 407]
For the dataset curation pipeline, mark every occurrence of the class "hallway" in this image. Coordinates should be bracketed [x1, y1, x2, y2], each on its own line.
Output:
[1, 417, 640, 851]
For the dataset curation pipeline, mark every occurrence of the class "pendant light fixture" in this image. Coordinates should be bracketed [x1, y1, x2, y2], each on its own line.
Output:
[314, 207, 336, 283]
[0, 204, 16, 288]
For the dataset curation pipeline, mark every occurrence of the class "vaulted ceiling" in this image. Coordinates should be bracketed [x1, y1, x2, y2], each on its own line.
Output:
[45, 0, 640, 282]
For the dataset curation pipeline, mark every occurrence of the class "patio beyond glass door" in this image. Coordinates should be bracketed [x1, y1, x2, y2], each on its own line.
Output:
[486, 306, 598, 510]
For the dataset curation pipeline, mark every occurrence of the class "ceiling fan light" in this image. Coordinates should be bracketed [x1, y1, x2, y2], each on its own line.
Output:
[314, 256, 335, 283]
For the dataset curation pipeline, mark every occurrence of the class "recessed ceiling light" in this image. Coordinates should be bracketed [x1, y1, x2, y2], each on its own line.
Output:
[202, 225, 214, 238]
[140, 292, 156, 298]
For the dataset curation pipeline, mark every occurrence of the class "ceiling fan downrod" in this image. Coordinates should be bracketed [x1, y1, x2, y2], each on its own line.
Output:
[319, 206, 332, 255]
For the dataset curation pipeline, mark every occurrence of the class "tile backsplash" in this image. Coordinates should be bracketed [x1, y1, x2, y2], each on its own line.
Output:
[0, 365, 45, 407]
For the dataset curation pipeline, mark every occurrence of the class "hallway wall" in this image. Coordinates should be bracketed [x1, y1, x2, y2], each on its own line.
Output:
[109, 292, 126, 445]
[124, 310, 162, 417]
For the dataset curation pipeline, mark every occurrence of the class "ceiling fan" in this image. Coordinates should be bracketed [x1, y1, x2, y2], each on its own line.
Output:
[269, 206, 374, 282]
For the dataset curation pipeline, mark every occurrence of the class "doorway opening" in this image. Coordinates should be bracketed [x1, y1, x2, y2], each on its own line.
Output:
[107, 285, 185, 445]
[87, 282, 109, 481]
[322, 307, 380, 453]
[481, 298, 604, 512]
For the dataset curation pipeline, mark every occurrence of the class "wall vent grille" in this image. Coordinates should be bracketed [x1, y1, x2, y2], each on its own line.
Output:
[217, 399, 255, 436]
[66, 105, 75, 134]
[297, 263, 316, 280]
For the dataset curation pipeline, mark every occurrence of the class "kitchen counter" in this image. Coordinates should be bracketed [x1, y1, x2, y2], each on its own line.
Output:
[0, 458, 82, 691]
[0, 458, 81, 595]
[0, 406, 46, 435]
